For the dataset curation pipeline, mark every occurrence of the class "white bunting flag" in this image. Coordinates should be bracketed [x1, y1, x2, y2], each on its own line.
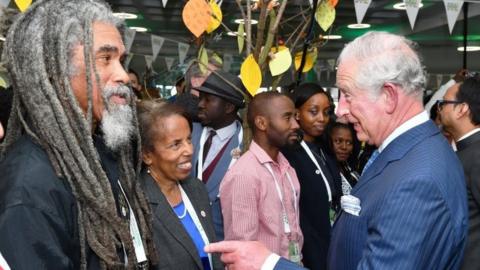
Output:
[162, 0, 168, 8]
[165, 57, 175, 71]
[178, 42, 190, 65]
[145, 55, 154, 70]
[314, 64, 323, 81]
[124, 53, 134, 69]
[354, 0, 372, 24]
[404, 0, 422, 30]
[436, 74, 444, 88]
[443, 0, 464, 34]
[124, 28, 136, 54]
[0, 0, 10, 8]
[327, 59, 336, 71]
[151, 35, 165, 61]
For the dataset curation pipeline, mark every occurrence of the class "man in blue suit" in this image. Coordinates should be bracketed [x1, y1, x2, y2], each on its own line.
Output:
[205, 31, 468, 270]
[190, 70, 247, 240]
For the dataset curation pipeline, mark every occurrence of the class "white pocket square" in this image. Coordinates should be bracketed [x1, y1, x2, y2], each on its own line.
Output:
[341, 195, 361, 216]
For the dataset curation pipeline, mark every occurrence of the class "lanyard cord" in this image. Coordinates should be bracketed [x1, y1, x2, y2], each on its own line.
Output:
[300, 141, 332, 202]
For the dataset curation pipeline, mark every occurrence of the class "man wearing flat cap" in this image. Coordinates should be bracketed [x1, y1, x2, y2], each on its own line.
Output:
[190, 70, 247, 240]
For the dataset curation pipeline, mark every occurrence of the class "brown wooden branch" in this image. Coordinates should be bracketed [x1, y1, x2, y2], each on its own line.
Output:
[246, 0, 252, 55]
[253, 0, 269, 60]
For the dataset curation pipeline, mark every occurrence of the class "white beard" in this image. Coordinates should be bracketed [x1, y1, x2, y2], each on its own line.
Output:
[100, 85, 134, 151]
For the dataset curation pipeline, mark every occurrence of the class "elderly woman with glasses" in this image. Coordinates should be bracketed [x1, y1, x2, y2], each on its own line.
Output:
[137, 101, 223, 270]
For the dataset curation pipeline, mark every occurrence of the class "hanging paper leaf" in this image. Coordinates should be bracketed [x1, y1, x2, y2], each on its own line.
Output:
[206, 0, 223, 34]
[329, 0, 339, 8]
[182, 0, 212, 38]
[269, 46, 292, 76]
[0, 76, 7, 88]
[237, 23, 245, 54]
[211, 52, 223, 65]
[294, 48, 318, 73]
[198, 45, 209, 75]
[15, 0, 31, 12]
[315, 1, 336, 32]
[240, 54, 262, 96]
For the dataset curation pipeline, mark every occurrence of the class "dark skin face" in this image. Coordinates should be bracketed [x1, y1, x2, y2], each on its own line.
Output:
[331, 126, 354, 162]
[197, 91, 236, 129]
[297, 92, 331, 142]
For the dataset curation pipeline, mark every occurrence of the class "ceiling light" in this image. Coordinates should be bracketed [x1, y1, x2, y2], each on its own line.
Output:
[347, 23, 371, 29]
[320, 35, 342, 40]
[129, 26, 148, 32]
[234, 18, 258, 25]
[113, 12, 138, 19]
[457, 46, 480, 52]
[227, 31, 246, 37]
[393, 2, 424, 10]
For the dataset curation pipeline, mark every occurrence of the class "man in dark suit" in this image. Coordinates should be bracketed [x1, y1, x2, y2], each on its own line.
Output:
[190, 70, 247, 240]
[205, 31, 468, 270]
[438, 75, 480, 270]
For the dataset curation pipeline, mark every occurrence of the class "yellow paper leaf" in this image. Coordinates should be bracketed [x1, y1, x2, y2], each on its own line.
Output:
[237, 23, 245, 54]
[294, 48, 318, 73]
[15, 0, 32, 12]
[240, 54, 262, 96]
[315, 1, 336, 32]
[206, 0, 222, 34]
[182, 0, 212, 38]
[198, 45, 209, 75]
[0, 76, 7, 88]
[269, 46, 292, 76]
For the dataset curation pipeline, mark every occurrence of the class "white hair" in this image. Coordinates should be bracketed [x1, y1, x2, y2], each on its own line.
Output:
[338, 31, 426, 100]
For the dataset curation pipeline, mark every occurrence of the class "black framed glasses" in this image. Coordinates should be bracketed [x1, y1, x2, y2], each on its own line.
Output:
[436, 99, 463, 110]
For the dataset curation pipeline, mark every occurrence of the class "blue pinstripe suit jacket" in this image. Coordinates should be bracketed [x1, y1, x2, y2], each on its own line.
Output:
[326, 120, 468, 270]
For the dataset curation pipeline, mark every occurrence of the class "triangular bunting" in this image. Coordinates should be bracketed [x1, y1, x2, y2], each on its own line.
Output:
[443, 0, 464, 34]
[151, 35, 165, 61]
[354, 0, 372, 24]
[178, 42, 190, 65]
[404, 0, 422, 30]
[162, 0, 168, 8]
[165, 57, 175, 71]
[0, 0, 10, 8]
[124, 28, 136, 54]
[145, 55, 154, 70]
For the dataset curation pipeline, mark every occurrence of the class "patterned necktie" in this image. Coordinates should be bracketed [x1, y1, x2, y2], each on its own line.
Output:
[361, 149, 380, 175]
[202, 130, 216, 163]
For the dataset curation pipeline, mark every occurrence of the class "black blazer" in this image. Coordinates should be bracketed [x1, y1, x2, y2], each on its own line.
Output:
[140, 171, 223, 270]
[456, 131, 480, 270]
[282, 142, 342, 270]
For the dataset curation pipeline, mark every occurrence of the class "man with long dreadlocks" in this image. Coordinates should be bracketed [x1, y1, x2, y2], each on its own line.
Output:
[0, 0, 157, 269]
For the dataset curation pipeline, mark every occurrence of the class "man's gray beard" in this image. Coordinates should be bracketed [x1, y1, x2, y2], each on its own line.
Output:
[100, 85, 134, 151]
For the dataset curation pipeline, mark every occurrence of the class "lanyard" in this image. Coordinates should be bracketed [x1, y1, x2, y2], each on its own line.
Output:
[300, 141, 332, 202]
[197, 121, 243, 181]
[264, 163, 298, 234]
[178, 185, 213, 268]
[117, 180, 148, 265]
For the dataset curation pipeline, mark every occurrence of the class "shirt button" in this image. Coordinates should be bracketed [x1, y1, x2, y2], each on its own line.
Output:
[315, 170, 320, 175]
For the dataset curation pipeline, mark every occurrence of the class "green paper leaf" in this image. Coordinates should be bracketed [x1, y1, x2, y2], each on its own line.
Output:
[237, 23, 245, 54]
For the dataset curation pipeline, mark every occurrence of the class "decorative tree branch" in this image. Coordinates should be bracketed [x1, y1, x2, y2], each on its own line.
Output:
[246, 0, 252, 55]
[253, 0, 269, 60]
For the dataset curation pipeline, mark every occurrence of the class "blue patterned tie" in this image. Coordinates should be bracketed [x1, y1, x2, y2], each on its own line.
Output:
[362, 150, 380, 175]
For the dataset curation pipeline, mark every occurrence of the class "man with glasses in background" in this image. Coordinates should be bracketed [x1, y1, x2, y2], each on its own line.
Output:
[438, 74, 480, 270]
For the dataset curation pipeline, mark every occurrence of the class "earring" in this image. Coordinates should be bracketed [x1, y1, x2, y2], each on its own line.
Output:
[147, 167, 151, 174]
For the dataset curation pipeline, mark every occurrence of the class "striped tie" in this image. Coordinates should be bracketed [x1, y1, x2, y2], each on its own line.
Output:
[362, 150, 380, 175]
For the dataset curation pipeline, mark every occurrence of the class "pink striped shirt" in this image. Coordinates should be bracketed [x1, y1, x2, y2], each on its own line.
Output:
[220, 140, 303, 259]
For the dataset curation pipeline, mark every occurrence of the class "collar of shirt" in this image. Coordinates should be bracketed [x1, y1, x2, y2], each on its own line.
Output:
[379, 111, 429, 153]
[249, 140, 291, 174]
[457, 127, 480, 142]
[207, 121, 238, 142]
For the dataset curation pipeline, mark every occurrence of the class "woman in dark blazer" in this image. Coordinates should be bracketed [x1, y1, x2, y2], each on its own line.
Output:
[282, 83, 342, 270]
[137, 101, 222, 270]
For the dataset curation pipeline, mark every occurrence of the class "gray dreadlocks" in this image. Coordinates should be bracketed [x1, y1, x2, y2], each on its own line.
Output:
[1, 0, 156, 268]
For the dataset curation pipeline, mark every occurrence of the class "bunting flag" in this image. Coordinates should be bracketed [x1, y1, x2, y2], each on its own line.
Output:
[178, 42, 190, 65]
[314, 64, 323, 82]
[124, 28, 136, 54]
[354, 0, 372, 24]
[145, 55, 154, 70]
[162, 0, 168, 8]
[443, 0, 464, 34]
[124, 53, 134, 69]
[0, 0, 10, 7]
[14, 0, 31, 12]
[151, 35, 165, 61]
[165, 57, 175, 71]
[404, 0, 422, 30]
[436, 74, 443, 88]
[327, 58, 336, 71]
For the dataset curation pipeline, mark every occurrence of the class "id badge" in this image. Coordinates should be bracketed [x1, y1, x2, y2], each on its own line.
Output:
[329, 207, 337, 226]
[288, 240, 302, 265]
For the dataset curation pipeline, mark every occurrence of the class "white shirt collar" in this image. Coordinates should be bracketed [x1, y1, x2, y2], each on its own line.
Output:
[457, 127, 480, 142]
[208, 121, 238, 142]
[379, 111, 429, 153]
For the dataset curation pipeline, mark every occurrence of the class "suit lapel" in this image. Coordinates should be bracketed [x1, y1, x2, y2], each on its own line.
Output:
[456, 130, 480, 152]
[354, 121, 440, 193]
[142, 173, 203, 269]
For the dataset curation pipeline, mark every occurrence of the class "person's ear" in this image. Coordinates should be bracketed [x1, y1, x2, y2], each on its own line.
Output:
[225, 102, 236, 115]
[457, 102, 470, 120]
[142, 151, 153, 166]
[255, 115, 268, 131]
[382, 82, 398, 114]
[295, 110, 300, 121]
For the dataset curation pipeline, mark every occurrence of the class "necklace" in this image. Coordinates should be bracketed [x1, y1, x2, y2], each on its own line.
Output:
[175, 202, 188, 219]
